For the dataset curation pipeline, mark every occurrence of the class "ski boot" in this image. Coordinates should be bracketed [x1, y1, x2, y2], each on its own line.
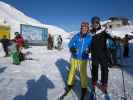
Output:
[80, 88, 88, 100]
[97, 82, 108, 94]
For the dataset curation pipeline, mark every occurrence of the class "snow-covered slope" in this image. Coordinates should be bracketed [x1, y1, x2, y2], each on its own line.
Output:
[0, 1, 43, 26]
[108, 25, 133, 38]
[0, 45, 133, 100]
[0, 1, 68, 39]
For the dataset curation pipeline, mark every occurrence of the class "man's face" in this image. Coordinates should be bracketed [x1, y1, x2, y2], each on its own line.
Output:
[93, 22, 100, 29]
[81, 26, 89, 34]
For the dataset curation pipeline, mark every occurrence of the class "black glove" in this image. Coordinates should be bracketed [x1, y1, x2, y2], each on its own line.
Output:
[70, 48, 77, 53]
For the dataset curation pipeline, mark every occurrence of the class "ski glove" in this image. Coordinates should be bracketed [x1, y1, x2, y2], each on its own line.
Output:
[70, 48, 77, 53]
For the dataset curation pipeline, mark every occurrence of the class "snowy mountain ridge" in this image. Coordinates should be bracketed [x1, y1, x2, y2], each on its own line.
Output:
[0, 1, 68, 39]
[0, 1, 43, 26]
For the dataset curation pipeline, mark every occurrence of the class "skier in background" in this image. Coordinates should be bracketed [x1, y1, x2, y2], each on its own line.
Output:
[0, 35, 10, 57]
[14, 32, 24, 50]
[8, 40, 21, 65]
[47, 34, 53, 50]
[14, 32, 25, 62]
[122, 34, 133, 58]
[59, 21, 92, 100]
[57, 35, 63, 50]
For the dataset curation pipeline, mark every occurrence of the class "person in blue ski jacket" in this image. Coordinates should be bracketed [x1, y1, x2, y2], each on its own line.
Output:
[68, 30, 92, 60]
[59, 21, 92, 100]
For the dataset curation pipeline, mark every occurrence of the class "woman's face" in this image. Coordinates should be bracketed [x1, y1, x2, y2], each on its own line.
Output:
[81, 26, 89, 34]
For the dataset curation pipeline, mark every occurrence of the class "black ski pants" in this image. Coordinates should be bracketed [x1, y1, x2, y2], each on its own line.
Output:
[91, 53, 109, 85]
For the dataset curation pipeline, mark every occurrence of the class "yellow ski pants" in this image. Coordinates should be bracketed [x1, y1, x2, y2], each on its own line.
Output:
[67, 58, 88, 88]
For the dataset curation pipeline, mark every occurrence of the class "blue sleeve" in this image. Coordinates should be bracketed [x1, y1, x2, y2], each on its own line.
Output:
[90, 36, 92, 46]
[68, 35, 77, 49]
[87, 36, 92, 48]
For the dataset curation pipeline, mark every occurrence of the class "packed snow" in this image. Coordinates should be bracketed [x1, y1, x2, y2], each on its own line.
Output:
[0, 39, 133, 100]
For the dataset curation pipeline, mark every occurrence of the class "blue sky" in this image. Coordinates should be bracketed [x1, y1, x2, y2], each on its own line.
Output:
[2, 0, 133, 32]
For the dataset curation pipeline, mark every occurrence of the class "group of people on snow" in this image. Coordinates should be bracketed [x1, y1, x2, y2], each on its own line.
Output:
[59, 16, 133, 100]
[47, 34, 63, 50]
[0, 31, 63, 65]
[0, 32, 26, 65]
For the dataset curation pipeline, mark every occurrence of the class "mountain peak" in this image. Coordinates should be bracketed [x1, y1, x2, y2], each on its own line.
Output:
[0, 1, 68, 39]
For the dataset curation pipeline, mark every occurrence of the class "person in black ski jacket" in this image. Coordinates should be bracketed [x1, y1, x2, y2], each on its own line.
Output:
[90, 16, 114, 93]
[0, 35, 10, 57]
[122, 34, 133, 58]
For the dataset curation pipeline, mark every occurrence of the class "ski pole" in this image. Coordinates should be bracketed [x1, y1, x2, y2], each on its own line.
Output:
[119, 44, 127, 100]
[88, 55, 97, 100]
